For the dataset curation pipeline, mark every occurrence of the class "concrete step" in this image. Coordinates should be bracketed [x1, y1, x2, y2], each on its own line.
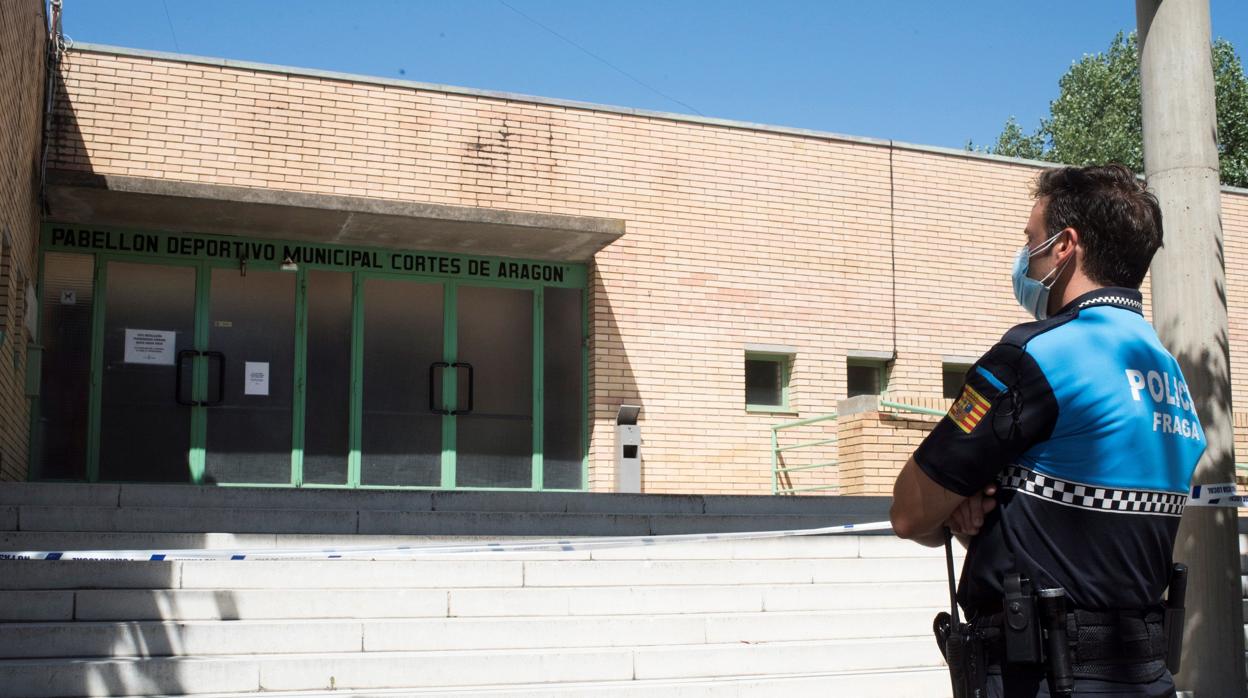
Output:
[0, 529, 934, 559]
[0, 559, 525, 590]
[515, 556, 950, 587]
[2, 580, 951, 622]
[2, 587, 450, 622]
[0, 556, 949, 591]
[134, 667, 952, 698]
[8, 504, 868, 537]
[0, 609, 940, 659]
[448, 579, 951, 618]
[0, 482, 891, 520]
[0, 637, 941, 697]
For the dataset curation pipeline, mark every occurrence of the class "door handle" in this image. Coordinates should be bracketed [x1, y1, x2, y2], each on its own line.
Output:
[175, 349, 199, 406]
[429, 362, 451, 415]
[451, 362, 474, 415]
[203, 351, 226, 406]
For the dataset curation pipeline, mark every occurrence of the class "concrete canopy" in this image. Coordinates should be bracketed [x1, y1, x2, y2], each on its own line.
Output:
[44, 170, 625, 262]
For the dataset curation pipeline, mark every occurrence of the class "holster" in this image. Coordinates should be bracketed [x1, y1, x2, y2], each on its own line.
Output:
[1164, 563, 1187, 675]
[934, 611, 988, 698]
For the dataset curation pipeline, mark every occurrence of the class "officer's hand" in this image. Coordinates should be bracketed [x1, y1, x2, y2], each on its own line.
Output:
[946, 484, 997, 536]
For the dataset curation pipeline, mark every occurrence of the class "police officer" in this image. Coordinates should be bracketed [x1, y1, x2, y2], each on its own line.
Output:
[890, 164, 1203, 697]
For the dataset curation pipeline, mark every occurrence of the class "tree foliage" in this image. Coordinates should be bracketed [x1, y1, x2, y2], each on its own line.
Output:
[973, 32, 1248, 188]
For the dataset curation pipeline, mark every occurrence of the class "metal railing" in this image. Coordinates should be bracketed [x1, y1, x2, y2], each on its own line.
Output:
[770, 399, 948, 495]
[880, 400, 947, 418]
[773, 400, 1248, 496]
[770, 412, 839, 495]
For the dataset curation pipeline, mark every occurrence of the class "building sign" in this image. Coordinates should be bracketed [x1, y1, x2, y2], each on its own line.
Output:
[124, 329, 176, 365]
[44, 226, 585, 287]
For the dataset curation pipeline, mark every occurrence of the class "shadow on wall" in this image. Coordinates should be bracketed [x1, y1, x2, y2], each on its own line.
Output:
[588, 260, 643, 492]
[45, 65, 92, 192]
[1153, 216, 1246, 686]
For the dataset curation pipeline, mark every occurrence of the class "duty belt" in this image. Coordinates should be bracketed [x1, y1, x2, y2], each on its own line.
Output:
[934, 528, 1187, 697]
[976, 607, 1168, 683]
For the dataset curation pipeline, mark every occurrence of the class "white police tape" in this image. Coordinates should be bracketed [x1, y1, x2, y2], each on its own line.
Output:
[0, 520, 897, 562]
[1185, 482, 1245, 508]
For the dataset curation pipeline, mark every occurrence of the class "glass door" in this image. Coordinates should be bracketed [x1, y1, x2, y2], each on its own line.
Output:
[359, 277, 444, 486]
[97, 261, 198, 482]
[453, 285, 534, 488]
[202, 268, 297, 484]
[96, 260, 299, 484]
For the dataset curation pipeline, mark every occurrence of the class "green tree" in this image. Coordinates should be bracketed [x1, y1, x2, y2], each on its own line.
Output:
[979, 32, 1248, 188]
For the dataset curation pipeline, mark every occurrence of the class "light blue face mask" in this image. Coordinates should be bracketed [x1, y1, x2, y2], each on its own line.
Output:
[1012, 230, 1069, 321]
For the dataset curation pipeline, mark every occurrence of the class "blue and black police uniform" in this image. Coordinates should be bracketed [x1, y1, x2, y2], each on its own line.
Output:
[914, 286, 1205, 695]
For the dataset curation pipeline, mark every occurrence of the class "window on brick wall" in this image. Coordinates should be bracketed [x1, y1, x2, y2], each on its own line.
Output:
[745, 352, 792, 411]
[847, 360, 887, 398]
[943, 364, 973, 400]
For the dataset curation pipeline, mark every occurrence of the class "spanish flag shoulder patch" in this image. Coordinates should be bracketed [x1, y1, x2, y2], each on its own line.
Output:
[949, 384, 991, 434]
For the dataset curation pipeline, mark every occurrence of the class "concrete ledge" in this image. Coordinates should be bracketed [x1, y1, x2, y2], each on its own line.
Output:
[836, 395, 880, 417]
[45, 170, 625, 263]
[0, 483, 120, 507]
[16, 505, 360, 535]
[117, 484, 436, 513]
[0, 484, 894, 537]
[845, 350, 895, 362]
[1, 483, 889, 516]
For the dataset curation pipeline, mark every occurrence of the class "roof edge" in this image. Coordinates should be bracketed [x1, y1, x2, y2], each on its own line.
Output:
[64, 42, 1248, 197]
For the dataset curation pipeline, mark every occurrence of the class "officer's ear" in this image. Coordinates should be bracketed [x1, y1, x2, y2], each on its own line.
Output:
[1055, 227, 1080, 263]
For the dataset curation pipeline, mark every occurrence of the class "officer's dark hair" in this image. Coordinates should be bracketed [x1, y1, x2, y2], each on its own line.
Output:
[1033, 164, 1164, 289]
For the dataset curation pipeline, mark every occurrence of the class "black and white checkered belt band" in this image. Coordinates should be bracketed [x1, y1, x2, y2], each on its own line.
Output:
[999, 465, 1186, 517]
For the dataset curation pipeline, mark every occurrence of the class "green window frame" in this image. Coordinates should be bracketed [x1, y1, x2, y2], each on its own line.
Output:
[942, 363, 973, 400]
[846, 358, 888, 398]
[745, 351, 793, 413]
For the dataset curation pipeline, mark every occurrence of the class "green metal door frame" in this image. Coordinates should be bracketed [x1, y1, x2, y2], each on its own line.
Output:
[290, 267, 309, 487]
[38, 224, 588, 491]
[350, 270, 548, 492]
[87, 255, 206, 484]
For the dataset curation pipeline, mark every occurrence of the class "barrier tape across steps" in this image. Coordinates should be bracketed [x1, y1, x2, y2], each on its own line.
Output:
[0, 483, 1239, 562]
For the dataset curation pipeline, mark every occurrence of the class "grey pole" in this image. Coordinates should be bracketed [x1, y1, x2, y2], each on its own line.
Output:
[1137, 0, 1245, 694]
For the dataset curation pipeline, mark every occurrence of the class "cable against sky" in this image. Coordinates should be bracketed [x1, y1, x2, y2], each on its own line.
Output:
[160, 0, 180, 52]
[496, 0, 703, 115]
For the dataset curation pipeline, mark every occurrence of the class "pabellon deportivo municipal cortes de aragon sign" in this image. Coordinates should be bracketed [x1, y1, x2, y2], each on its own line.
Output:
[44, 225, 584, 287]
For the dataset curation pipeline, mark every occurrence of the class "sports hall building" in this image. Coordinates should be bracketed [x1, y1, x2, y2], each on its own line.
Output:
[4, 2, 1248, 498]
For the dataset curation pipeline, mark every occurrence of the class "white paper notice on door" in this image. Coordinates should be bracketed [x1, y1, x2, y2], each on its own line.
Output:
[124, 329, 176, 365]
[245, 361, 270, 396]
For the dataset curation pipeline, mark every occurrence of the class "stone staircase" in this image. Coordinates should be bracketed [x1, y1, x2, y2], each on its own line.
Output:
[0, 483, 955, 697]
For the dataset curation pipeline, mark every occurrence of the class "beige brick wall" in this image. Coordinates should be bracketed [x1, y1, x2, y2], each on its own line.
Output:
[0, 0, 45, 482]
[839, 409, 939, 496]
[1225, 193, 1248, 482]
[44, 47, 1248, 494]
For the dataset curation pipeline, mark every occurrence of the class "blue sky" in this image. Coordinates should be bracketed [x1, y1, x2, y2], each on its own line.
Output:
[60, 1, 1248, 150]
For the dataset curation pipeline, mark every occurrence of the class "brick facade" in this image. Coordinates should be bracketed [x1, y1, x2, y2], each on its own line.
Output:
[0, 0, 46, 482]
[28, 44, 1248, 493]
